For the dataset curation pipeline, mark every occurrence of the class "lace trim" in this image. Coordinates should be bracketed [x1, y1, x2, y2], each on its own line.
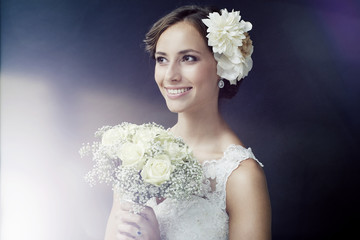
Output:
[202, 144, 263, 167]
[202, 144, 263, 210]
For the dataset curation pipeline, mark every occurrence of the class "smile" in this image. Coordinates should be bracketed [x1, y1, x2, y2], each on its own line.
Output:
[167, 87, 192, 94]
[165, 87, 192, 99]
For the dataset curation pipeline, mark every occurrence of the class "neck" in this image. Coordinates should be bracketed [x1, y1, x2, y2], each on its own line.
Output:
[171, 104, 227, 148]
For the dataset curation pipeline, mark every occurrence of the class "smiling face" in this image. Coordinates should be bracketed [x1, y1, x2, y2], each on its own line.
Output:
[154, 21, 219, 114]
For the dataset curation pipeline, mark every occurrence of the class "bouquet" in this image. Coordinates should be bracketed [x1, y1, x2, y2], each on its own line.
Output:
[80, 122, 204, 212]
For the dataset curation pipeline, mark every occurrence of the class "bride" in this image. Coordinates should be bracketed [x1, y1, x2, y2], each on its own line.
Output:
[104, 5, 271, 240]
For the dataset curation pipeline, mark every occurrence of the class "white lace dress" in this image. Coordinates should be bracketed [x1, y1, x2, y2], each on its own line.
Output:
[147, 144, 263, 240]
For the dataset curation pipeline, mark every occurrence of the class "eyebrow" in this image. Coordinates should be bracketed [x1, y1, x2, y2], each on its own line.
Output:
[155, 49, 201, 56]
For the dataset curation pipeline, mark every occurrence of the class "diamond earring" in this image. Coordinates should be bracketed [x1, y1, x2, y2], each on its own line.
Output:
[218, 79, 225, 88]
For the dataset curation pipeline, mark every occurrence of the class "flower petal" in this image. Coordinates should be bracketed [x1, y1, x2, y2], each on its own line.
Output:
[203, 8, 254, 81]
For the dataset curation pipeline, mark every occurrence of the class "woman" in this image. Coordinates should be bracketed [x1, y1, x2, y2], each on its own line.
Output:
[105, 5, 271, 240]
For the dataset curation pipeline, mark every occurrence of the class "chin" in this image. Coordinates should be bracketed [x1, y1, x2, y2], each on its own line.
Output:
[165, 102, 186, 113]
[166, 105, 182, 113]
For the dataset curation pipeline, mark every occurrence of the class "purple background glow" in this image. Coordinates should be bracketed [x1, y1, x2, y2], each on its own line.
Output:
[1, 0, 359, 239]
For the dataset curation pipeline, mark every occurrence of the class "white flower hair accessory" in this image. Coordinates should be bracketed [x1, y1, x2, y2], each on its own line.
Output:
[202, 9, 254, 84]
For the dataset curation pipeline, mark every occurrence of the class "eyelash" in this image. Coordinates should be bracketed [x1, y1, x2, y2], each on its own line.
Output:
[156, 56, 166, 63]
[155, 55, 198, 64]
[182, 55, 197, 62]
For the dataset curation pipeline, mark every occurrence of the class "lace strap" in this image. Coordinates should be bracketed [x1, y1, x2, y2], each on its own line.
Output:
[218, 145, 263, 209]
[223, 145, 263, 167]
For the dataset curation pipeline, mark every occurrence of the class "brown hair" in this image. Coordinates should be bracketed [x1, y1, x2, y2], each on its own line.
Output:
[144, 5, 244, 99]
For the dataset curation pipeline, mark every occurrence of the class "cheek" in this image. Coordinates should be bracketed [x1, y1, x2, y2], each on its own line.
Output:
[207, 59, 219, 79]
[197, 62, 218, 85]
[154, 66, 162, 86]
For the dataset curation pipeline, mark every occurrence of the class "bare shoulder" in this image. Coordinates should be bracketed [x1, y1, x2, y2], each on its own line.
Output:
[226, 159, 268, 209]
[226, 159, 272, 239]
[226, 158, 269, 205]
[227, 159, 266, 188]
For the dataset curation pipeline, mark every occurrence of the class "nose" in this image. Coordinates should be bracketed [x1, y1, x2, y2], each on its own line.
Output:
[164, 62, 181, 83]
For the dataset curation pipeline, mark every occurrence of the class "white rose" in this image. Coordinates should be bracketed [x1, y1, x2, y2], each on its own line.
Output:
[117, 142, 146, 170]
[102, 127, 125, 146]
[132, 128, 156, 146]
[141, 155, 174, 186]
[164, 141, 189, 162]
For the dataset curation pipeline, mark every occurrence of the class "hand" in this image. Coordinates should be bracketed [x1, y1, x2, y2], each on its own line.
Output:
[115, 201, 161, 240]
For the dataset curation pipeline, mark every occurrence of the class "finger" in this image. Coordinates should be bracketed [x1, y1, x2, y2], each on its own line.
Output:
[119, 204, 152, 220]
[116, 232, 136, 240]
[117, 211, 144, 226]
[116, 209, 140, 219]
[119, 201, 147, 216]
[139, 205, 157, 221]
[119, 200, 143, 211]
[118, 200, 134, 209]
[117, 223, 140, 238]
[117, 207, 149, 225]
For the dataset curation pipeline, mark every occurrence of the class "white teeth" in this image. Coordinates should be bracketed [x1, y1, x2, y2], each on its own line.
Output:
[167, 88, 191, 94]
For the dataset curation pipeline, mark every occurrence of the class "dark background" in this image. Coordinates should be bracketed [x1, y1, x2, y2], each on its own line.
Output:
[1, 0, 359, 239]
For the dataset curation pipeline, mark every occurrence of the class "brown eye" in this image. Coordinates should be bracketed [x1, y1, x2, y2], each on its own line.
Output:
[182, 55, 197, 62]
[156, 56, 167, 63]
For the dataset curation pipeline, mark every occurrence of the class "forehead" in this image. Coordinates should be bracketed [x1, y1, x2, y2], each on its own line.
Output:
[156, 21, 208, 53]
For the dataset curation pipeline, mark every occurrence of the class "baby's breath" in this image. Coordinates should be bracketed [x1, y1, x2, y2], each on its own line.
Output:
[81, 122, 204, 206]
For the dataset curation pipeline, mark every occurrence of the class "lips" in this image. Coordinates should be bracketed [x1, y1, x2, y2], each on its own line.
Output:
[165, 87, 192, 98]
[166, 87, 192, 94]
